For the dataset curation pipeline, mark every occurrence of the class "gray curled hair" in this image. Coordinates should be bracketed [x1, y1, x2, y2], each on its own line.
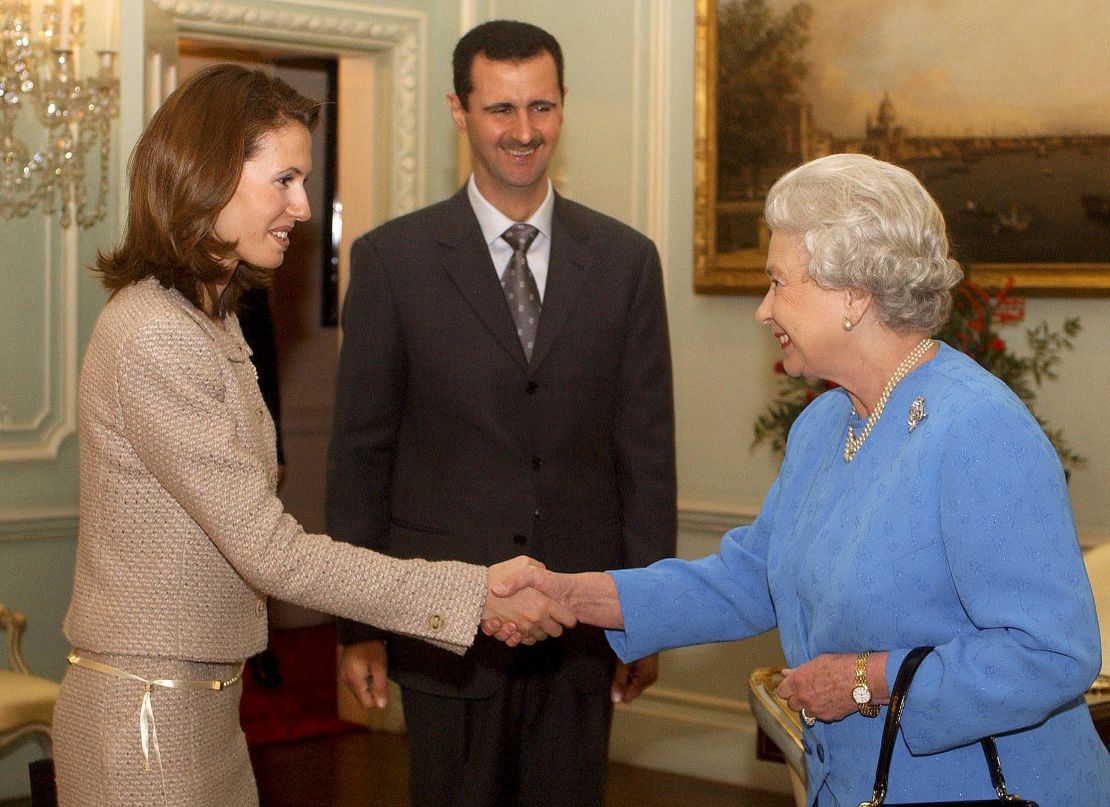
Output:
[764, 153, 963, 333]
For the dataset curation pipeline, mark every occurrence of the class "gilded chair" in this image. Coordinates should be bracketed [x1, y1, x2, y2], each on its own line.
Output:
[748, 667, 806, 807]
[1082, 544, 1110, 746]
[0, 603, 59, 756]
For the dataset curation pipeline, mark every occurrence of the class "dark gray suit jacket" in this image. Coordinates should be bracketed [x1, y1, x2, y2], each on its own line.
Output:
[326, 187, 676, 698]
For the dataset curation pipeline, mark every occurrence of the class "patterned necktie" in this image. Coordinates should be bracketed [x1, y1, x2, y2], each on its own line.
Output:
[500, 223, 542, 362]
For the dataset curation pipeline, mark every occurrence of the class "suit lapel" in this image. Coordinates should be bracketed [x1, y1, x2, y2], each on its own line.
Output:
[436, 190, 530, 369]
[530, 194, 589, 372]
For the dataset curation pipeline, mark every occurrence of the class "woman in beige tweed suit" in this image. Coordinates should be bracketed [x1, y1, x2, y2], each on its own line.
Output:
[53, 64, 575, 807]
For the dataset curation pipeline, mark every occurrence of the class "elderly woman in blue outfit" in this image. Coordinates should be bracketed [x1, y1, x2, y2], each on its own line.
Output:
[490, 153, 1109, 804]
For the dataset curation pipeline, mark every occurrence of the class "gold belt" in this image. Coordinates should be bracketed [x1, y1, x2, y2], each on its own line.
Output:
[67, 650, 245, 805]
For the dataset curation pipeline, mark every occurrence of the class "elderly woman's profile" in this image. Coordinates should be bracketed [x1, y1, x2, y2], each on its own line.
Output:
[491, 153, 1109, 804]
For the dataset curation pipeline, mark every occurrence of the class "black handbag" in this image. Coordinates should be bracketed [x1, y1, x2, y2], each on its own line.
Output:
[857, 646, 1038, 807]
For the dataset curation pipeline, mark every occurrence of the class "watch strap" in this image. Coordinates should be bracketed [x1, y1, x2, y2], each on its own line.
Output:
[855, 651, 880, 717]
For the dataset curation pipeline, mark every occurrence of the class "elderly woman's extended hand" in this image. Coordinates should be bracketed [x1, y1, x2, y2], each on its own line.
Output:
[776, 651, 889, 724]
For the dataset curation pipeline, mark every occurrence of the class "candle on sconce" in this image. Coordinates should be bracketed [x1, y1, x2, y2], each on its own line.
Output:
[58, 0, 72, 50]
[104, 0, 116, 51]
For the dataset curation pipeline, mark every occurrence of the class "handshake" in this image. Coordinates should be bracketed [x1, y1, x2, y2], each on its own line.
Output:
[480, 556, 622, 646]
[341, 557, 633, 711]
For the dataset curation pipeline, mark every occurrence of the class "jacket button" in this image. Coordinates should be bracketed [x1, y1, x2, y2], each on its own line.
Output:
[427, 613, 444, 632]
[531, 457, 542, 470]
[525, 381, 538, 394]
[256, 597, 266, 617]
[513, 534, 527, 545]
[815, 743, 825, 762]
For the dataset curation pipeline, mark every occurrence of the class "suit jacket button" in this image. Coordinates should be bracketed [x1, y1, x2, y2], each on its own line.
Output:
[525, 381, 538, 394]
[257, 597, 266, 617]
[513, 534, 527, 545]
[531, 457, 542, 470]
[427, 613, 444, 632]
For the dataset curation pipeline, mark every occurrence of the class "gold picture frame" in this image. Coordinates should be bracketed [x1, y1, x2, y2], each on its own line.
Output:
[693, 0, 1110, 296]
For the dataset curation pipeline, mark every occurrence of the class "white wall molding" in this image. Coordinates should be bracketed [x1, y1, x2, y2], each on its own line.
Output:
[0, 216, 78, 461]
[629, 683, 748, 726]
[679, 498, 759, 536]
[0, 511, 79, 543]
[678, 498, 1108, 549]
[148, 0, 420, 46]
[644, 0, 671, 263]
[149, 0, 427, 216]
[611, 683, 791, 792]
[625, 0, 672, 261]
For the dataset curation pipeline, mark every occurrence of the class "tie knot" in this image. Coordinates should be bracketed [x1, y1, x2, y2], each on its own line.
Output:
[501, 223, 539, 253]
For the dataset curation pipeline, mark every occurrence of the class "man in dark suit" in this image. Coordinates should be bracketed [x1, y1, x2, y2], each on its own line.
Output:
[325, 19, 676, 807]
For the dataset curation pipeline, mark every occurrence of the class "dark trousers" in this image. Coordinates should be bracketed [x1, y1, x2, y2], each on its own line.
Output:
[400, 666, 613, 807]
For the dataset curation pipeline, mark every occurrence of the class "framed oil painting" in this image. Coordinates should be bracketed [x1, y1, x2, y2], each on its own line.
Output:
[694, 0, 1110, 295]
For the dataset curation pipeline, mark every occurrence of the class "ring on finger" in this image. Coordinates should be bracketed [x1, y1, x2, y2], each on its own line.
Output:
[800, 708, 816, 727]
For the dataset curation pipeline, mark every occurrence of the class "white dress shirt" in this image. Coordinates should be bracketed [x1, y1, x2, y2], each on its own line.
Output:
[466, 175, 554, 301]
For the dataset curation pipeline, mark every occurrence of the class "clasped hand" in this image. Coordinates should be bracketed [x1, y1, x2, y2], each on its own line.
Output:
[483, 556, 577, 646]
[482, 564, 623, 639]
[776, 651, 889, 723]
[482, 563, 657, 704]
[339, 560, 585, 712]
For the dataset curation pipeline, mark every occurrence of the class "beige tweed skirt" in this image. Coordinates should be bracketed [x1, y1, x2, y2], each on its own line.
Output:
[53, 652, 257, 807]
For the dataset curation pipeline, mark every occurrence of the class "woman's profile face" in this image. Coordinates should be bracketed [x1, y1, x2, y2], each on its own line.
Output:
[214, 122, 312, 272]
[755, 231, 847, 381]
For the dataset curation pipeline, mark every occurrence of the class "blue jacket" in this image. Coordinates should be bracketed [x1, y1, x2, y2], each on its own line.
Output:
[609, 343, 1108, 805]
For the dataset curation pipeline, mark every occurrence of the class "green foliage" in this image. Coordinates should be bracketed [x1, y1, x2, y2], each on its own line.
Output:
[752, 375, 832, 457]
[753, 278, 1086, 475]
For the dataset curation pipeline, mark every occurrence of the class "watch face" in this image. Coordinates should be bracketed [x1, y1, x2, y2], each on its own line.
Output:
[852, 684, 871, 704]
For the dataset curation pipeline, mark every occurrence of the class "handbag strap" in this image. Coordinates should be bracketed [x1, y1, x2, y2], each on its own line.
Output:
[860, 646, 1020, 806]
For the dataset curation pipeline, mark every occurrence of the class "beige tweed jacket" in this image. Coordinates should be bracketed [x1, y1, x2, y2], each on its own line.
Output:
[64, 277, 487, 662]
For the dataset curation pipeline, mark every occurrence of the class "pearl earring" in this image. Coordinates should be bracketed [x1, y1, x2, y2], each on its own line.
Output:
[843, 317, 853, 332]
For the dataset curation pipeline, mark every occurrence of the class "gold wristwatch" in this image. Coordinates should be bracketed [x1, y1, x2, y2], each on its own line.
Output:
[852, 651, 880, 717]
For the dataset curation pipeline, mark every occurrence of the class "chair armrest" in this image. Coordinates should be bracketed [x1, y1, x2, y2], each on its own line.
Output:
[747, 667, 805, 779]
[0, 603, 31, 676]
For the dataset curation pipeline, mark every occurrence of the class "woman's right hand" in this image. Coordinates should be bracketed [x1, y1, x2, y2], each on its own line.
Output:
[485, 566, 624, 637]
[483, 556, 577, 646]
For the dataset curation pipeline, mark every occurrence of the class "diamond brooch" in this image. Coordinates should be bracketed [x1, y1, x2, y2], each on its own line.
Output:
[907, 396, 927, 433]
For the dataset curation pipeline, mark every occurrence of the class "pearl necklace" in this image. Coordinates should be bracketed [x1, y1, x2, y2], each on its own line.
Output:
[843, 337, 934, 463]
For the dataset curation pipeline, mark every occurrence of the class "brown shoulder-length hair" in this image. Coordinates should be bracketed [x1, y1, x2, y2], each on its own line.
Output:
[97, 63, 320, 315]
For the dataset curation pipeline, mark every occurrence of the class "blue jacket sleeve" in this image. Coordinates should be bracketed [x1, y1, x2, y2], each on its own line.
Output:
[606, 479, 781, 663]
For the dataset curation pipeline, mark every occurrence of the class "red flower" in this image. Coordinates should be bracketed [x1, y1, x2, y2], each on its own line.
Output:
[993, 277, 1025, 324]
[959, 282, 990, 312]
[988, 337, 1005, 352]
